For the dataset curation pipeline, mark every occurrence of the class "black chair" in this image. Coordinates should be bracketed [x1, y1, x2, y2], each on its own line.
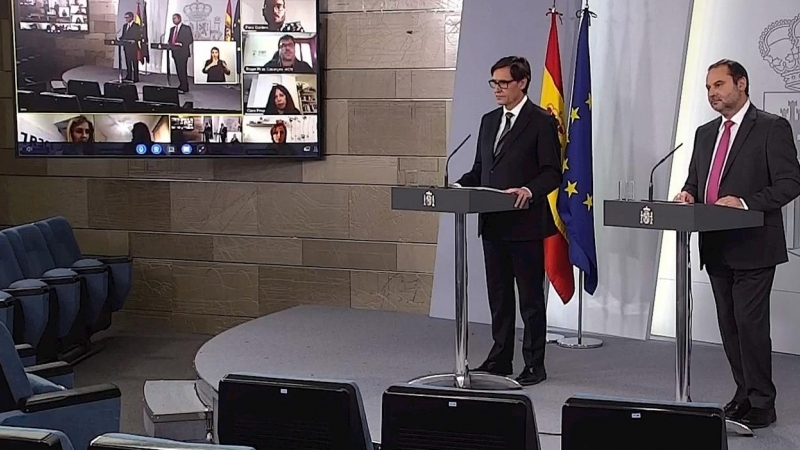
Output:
[66, 80, 101, 100]
[0, 426, 71, 450]
[79, 96, 126, 113]
[142, 85, 179, 106]
[561, 394, 728, 450]
[104, 83, 139, 107]
[132, 100, 176, 113]
[217, 374, 373, 450]
[17, 90, 35, 111]
[36, 93, 80, 113]
[382, 384, 540, 450]
[90, 434, 255, 450]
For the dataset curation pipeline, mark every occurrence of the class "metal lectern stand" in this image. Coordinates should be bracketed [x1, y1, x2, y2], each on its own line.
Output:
[604, 200, 763, 436]
[392, 186, 524, 390]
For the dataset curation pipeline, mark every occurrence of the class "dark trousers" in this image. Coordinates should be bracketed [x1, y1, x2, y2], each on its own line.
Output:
[172, 54, 190, 91]
[124, 49, 138, 81]
[707, 263, 776, 410]
[482, 238, 546, 368]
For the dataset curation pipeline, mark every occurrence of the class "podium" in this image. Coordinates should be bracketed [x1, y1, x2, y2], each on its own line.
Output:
[392, 186, 527, 390]
[604, 200, 762, 434]
[150, 43, 179, 85]
[104, 39, 136, 84]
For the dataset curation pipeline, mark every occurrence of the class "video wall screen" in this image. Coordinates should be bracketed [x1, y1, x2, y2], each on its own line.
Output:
[12, 0, 321, 157]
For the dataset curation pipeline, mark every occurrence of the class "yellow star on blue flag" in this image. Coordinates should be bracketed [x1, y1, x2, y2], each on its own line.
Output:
[556, 9, 598, 295]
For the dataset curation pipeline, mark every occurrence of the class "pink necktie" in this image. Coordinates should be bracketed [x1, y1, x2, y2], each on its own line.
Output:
[706, 120, 735, 204]
[172, 27, 178, 44]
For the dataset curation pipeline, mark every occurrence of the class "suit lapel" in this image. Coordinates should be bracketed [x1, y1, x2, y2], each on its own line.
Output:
[720, 104, 757, 183]
[492, 100, 532, 168]
[483, 108, 502, 159]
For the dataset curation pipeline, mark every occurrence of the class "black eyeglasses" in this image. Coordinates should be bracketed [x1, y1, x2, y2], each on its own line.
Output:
[488, 79, 516, 89]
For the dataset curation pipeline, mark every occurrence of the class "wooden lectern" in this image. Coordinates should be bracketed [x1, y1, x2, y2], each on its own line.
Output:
[392, 186, 528, 390]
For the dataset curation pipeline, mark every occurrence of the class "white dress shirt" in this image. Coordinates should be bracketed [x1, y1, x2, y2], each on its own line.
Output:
[705, 99, 750, 209]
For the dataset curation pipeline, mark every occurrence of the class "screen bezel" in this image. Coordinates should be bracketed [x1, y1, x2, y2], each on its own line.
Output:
[10, 0, 325, 159]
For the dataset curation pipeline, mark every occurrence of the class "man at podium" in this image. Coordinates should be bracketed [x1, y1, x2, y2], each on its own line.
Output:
[674, 59, 800, 428]
[453, 56, 561, 386]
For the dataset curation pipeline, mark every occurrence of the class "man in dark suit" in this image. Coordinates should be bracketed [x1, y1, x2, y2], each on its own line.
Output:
[120, 11, 141, 82]
[167, 13, 193, 93]
[454, 56, 562, 386]
[675, 59, 800, 428]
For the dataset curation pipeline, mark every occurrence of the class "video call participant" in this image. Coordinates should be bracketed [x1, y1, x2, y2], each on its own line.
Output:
[123, 121, 154, 154]
[204, 122, 213, 142]
[264, 35, 313, 72]
[167, 13, 193, 92]
[264, 84, 300, 114]
[219, 123, 228, 143]
[64, 115, 95, 155]
[202, 47, 231, 83]
[270, 120, 287, 144]
[121, 11, 141, 82]
[262, 0, 304, 32]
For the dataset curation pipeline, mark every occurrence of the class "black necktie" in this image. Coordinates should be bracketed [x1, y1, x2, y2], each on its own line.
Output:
[494, 112, 515, 156]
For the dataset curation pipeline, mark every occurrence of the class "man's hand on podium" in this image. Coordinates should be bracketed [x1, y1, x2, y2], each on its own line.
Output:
[716, 196, 745, 209]
[504, 187, 532, 208]
[673, 191, 695, 203]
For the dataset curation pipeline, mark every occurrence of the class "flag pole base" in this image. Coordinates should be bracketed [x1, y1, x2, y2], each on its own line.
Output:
[546, 332, 565, 343]
[557, 336, 603, 349]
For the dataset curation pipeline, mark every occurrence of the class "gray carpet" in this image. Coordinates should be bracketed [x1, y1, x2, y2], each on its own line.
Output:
[73, 324, 210, 437]
[195, 306, 800, 450]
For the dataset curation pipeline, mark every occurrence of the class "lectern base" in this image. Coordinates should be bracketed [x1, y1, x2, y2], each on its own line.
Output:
[546, 332, 565, 343]
[409, 372, 522, 390]
[725, 419, 754, 437]
[557, 337, 603, 349]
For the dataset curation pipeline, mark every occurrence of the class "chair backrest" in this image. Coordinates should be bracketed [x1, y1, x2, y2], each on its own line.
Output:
[0, 322, 33, 412]
[0, 426, 72, 450]
[35, 217, 82, 268]
[66, 79, 102, 100]
[90, 433, 253, 450]
[0, 233, 26, 289]
[217, 374, 373, 450]
[4, 225, 58, 279]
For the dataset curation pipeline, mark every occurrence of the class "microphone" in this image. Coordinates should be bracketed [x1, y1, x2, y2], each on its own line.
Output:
[648, 142, 683, 202]
[444, 134, 472, 188]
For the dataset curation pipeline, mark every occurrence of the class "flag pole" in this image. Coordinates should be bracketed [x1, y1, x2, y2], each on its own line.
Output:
[557, 270, 602, 349]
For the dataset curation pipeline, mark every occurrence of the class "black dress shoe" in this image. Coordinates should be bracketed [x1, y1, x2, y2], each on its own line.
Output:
[723, 399, 751, 421]
[515, 366, 546, 386]
[473, 360, 512, 376]
[739, 408, 777, 429]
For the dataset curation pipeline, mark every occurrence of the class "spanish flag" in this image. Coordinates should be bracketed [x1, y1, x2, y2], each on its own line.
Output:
[540, 10, 575, 303]
[225, 0, 233, 41]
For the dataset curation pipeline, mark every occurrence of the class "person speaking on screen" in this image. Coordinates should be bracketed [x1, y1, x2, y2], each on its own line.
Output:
[64, 115, 96, 155]
[674, 60, 800, 429]
[202, 47, 231, 83]
[167, 13, 193, 93]
[264, 35, 312, 73]
[120, 11, 141, 82]
[264, 84, 300, 115]
[262, 0, 304, 32]
[453, 56, 562, 387]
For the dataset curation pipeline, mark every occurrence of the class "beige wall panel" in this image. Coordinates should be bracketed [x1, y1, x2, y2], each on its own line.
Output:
[213, 235, 303, 265]
[302, 156, 398, 184]
[258, 266, 351, 314]
[6, 176, 88, 226]
[130, 232, 214, 261]
[396, 243, 436, 273]
[411, 69, 455, 98]
[321, 0, 462, 12]
[348, 101, 447, 156]
[213, 160, 304, 182]
[349, 185, 438, 243]
[257, 183, 350, 238]
[302, 239, 397, 270]
[351, 271, 432, 314]
[88, 179, 172, 231]
[0, 149, 48, 175]
[325, 70, 397, 99]
[73, 229, 130, 256]
[1, 98, 15, 149]
[47, 159, 129, 178]
[0, 177, 7, 224]
[324, 100, 349, 155]
[128, 259, 175, 312]
[171, 313, 250, 335]
[128, 160, 214, 180]
[172, 261, 260, 318]
[171, 182, 259, 234]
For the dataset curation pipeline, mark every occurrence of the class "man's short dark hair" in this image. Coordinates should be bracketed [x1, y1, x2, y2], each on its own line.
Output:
[708, 59, 749, 96]
[278, 34, 295, 46]
[124, 11, 133, 18]
[491, 56, 532, 94]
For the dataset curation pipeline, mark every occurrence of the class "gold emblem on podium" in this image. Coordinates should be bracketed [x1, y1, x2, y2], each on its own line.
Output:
[423, 190, 435, 208]
[640, 206, 653, 226]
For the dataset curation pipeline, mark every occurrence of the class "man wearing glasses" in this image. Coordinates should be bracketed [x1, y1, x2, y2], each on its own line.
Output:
[262, 0, 305, 32]
[264, 35, 313, 72]
[453, 56, 562, 386]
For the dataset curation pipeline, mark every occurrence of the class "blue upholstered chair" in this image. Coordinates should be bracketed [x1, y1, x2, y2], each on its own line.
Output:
[0, 293, 36, 367]
[0, 425, 73, 450]
[0, 322, 120, 450]
[0, 233, 53, 358]
[36, 217, 131, 318]
[1, 227, 81, 347]
[90, 434, 256, 450]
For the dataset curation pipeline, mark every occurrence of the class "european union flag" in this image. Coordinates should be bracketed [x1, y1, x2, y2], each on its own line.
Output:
[557, 9, 598, 295]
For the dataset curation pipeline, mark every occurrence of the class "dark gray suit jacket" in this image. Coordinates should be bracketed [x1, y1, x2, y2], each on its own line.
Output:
[682, 104, 800, 269]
